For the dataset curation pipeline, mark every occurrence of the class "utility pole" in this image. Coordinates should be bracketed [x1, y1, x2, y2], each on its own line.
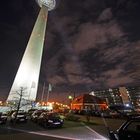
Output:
[46, 83, 52, 103]
[41, 82, 46, 103]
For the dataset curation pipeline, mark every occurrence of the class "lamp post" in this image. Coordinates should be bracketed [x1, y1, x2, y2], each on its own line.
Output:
[68, 95, 73, 110]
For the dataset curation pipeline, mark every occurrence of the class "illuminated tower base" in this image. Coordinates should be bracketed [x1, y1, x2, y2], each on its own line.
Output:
[7, 0, 56, 108]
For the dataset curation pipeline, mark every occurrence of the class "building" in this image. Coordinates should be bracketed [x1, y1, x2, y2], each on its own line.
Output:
[126, 86, 140, 109]
[90, 86, 140, 109]
[93, 88, 122, 106]
[71, 94, 107, 111]
[119, 87, 130, 106]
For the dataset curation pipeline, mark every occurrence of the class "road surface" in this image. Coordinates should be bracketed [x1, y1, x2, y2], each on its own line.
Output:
[0, 120, 108, 140]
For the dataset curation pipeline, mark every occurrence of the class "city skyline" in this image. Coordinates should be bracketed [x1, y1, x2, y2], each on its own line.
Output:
[0, 0, 140, 101]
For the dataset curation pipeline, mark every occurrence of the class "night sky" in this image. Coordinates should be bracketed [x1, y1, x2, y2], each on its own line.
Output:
[0, 0, 140, 102]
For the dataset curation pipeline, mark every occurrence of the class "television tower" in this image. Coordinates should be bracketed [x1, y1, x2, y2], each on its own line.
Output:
[7, 0, 56, 107]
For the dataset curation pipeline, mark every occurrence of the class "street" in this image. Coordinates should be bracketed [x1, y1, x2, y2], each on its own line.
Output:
[0, 116, 126, 140]
[0, 118, 111, 140]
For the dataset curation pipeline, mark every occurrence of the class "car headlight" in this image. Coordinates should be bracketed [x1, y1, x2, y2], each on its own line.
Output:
[48, 120, 53, 123]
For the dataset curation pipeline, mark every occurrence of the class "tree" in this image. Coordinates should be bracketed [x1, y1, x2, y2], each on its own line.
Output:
[8, 87, 30, 123]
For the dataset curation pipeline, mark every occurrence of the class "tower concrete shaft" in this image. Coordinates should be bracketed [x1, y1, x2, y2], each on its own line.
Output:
[7, 6, 48, 103]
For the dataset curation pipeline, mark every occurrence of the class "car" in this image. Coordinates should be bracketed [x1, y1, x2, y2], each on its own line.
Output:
[78, 109, 91, 115]
[10, 111, 27, 123]
[37, 112, 64, 128]
[0, 112, 8, 124]
[109, 116, 140, 140]
[109, 110, 120, 118]
[91, 110, 101, 117]
[100, 110, 111, 118]
[28, 108, 37, 116]
[109, 105, 138, 118]
[31, 110, 46, 122]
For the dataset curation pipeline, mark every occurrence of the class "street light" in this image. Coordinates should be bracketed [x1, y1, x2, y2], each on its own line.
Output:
[68, 96, 73, 110]
[68, 95, 73, 100]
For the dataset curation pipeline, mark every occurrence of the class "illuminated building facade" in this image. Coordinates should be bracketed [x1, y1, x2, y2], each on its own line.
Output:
[119, 87, 130, 105]
[93, 88, 123, 106]
[126, 86, 140, 109]
[7, 0, 56, 107]
[71, 94, 107, 111]
[91, 86, 140, 109]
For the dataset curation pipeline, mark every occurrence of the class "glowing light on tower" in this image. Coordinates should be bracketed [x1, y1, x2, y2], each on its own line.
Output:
[7, 0, 56, 105]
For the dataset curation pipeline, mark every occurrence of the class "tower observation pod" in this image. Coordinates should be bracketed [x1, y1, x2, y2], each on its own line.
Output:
[7, 0, 56, 109]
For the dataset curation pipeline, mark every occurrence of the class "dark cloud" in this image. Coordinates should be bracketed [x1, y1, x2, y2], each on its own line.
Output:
[43, 0, 140, 91]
